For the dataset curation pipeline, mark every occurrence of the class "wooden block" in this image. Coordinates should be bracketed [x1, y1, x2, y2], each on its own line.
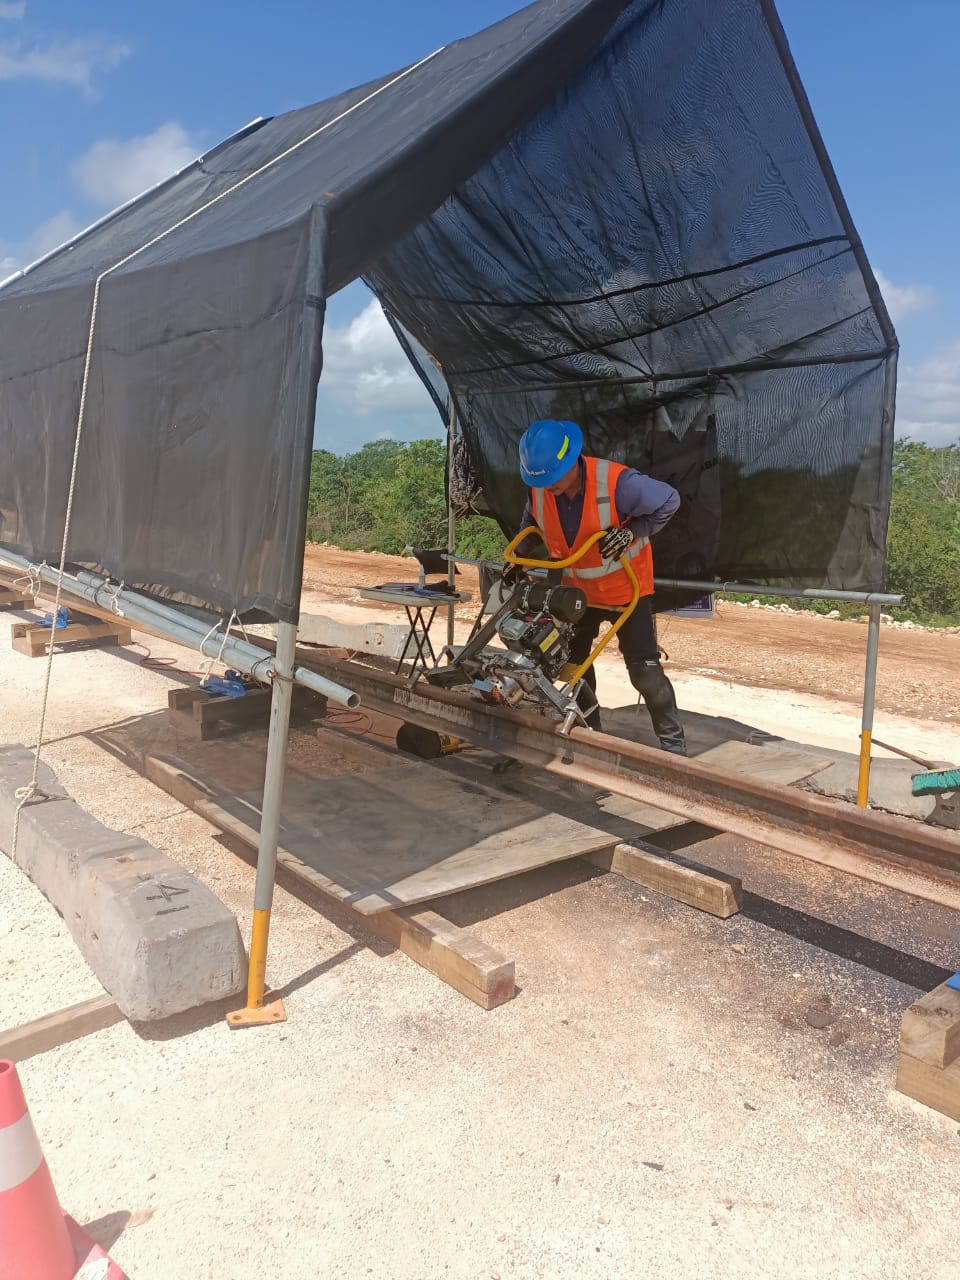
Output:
[586, 839, 743, 918]
[11, 619, 132, 656]
[896, 1051, 960, 1123]
[899, 982, 960, 1070]
[166, 684, 325, 740]
[360, 907, 515, 1010]
[0, 584, 30, 609]
[167, 687, 207, 712]
[145, 753, 516, 1010]
[0, 993, 124, 1063]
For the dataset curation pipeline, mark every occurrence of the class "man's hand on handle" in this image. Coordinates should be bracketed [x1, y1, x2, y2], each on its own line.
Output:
[598, 526, 633, 560]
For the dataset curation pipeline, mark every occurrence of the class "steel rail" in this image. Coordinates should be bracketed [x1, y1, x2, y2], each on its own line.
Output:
[308, 656, 960, 907]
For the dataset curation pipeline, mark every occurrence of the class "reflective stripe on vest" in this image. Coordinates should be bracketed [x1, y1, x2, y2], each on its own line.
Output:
[532, 486, 544, 530]
[526, 456, 654, 603]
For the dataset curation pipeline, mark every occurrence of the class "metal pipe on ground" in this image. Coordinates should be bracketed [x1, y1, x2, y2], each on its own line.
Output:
[0, 550, 359, 709]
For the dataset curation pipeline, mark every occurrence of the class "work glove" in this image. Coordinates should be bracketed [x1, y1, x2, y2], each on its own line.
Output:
[598, 526, 634, 560]
[500, 563, 528, 589]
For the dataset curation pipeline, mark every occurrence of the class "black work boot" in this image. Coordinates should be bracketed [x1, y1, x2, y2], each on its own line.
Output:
[630, 660, 687, 755]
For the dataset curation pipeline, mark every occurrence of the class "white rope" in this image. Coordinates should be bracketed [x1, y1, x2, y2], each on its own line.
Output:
[10, 44, 444, 854]
[12, 273, 103, 850]
[13, 560, 46, 600]
[106, 579, 125, 618]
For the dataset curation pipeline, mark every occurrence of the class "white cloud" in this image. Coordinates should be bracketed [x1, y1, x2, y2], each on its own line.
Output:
[320, 300, 435, 417]
[896, 339, 960, 446]
[71, 122, 200, 207]
[0, 3, 26, 20]
[0, 35, 129, 91]
[874, 269, 936, 324]
[26, 209, 83, 258]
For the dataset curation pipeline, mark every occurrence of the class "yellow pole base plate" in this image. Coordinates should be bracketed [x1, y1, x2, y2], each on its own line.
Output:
[226, 992, 287, 1028]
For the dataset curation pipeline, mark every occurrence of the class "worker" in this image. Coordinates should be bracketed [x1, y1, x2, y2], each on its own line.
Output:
[512, 418, 686, 755]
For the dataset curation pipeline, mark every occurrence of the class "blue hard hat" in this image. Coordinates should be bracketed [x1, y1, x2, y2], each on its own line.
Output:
[518, 419, 583, 488]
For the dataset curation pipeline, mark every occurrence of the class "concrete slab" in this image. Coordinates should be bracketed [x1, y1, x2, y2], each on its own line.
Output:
[0, 743, 245, 1020]
[296, 611, 409, 659]
[803, 756, 957, 824]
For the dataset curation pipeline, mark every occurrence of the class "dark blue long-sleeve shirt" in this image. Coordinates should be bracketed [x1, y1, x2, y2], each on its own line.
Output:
[519, 464, 680, 549]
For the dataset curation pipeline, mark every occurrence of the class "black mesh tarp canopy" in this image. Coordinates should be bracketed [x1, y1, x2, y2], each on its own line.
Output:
[368, 0, 897, 599]
[0, 0, 895, 622]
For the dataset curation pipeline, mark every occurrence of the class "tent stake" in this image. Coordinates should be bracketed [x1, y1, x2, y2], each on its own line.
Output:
[227, 619, 298, 1027]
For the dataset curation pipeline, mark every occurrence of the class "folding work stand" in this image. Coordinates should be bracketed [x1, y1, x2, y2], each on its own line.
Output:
[358, 586, 469, 676]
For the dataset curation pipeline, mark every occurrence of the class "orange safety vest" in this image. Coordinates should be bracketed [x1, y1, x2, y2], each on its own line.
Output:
[531, 456, 654, 608]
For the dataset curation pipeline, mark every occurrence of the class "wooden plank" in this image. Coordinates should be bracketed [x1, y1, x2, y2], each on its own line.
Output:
[900, 982, 960, 1070]
[896, 1051, 960, 1123]
[193, 764, 617, 915]
[144, 754, 516, 1010]
[586, 840, 743, 918]
[0, 993, 124, 1063]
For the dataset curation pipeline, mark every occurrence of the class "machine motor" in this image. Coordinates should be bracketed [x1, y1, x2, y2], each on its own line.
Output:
[495, 583, 586, 683]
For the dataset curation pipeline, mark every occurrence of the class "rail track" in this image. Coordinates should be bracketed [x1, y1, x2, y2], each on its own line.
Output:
[308, 655, 960, 910]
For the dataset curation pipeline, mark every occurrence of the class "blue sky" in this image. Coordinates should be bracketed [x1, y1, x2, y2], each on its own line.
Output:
[1, 0, 957, 450]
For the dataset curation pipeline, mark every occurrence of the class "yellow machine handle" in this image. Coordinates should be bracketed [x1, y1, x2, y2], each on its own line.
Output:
[502, 526, 641, 687]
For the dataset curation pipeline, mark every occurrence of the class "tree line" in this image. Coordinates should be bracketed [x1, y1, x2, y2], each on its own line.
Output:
[306, 437, 960, 624]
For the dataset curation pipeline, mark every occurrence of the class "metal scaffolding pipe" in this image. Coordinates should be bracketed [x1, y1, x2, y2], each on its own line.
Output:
[857, 602, 882, 807]
[441, 555, 905, 608]
[0, 550, 359, 709]
[651, 576, 904, 607]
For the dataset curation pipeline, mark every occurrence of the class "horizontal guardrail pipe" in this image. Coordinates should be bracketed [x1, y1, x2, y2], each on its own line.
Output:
[440, 554, 905, 607]
[650, 577, 905, 607]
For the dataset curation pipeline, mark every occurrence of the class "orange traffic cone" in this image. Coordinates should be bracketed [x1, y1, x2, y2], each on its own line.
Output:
[0, 1058, 76, 1279]
[0, 1058, 125, 1279]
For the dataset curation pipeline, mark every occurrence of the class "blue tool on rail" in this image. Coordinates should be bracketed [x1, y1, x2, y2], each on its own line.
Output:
[38, 606, 69, 630]
[201, 669, 249, 699]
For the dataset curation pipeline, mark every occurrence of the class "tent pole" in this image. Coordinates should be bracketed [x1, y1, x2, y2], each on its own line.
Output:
[227, 618, 298, 1027]
[856, 602, 882, 808]
[446, 399, 457, 646]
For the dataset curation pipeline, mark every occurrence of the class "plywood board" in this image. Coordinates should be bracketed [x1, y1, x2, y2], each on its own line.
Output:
[146, 754, 516, 1010]
[696, 739, 831, 786]
[196, 762, 617, 915]
[496, 739, 831, 836]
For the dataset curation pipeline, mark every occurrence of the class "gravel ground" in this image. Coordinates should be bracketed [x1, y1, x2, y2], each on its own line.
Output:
[1, 607, 959, 1279]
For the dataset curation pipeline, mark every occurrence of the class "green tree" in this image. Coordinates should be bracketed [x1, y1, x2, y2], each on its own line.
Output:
[886, 439, 960, 621]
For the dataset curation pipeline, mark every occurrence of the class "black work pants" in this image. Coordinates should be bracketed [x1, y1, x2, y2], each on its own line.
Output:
[567, 597, 686, 754]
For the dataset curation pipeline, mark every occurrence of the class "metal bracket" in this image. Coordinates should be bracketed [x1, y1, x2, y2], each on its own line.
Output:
[226, 992, 287, 1027]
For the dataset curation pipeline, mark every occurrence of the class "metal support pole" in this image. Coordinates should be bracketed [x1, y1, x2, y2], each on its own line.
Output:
[446, 400, 457, 646]
[857, 602, 882, 808]
[227, 619, 298, 1027]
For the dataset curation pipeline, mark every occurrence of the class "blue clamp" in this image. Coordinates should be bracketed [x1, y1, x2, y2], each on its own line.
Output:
[946, 972, 960, 992]
[39, 606, 69, 630]
[201, 669, 248, 699]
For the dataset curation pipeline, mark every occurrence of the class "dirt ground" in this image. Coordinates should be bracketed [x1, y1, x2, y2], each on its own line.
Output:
[302, 544, 960, 723]
[2, 560, 960, 1279]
